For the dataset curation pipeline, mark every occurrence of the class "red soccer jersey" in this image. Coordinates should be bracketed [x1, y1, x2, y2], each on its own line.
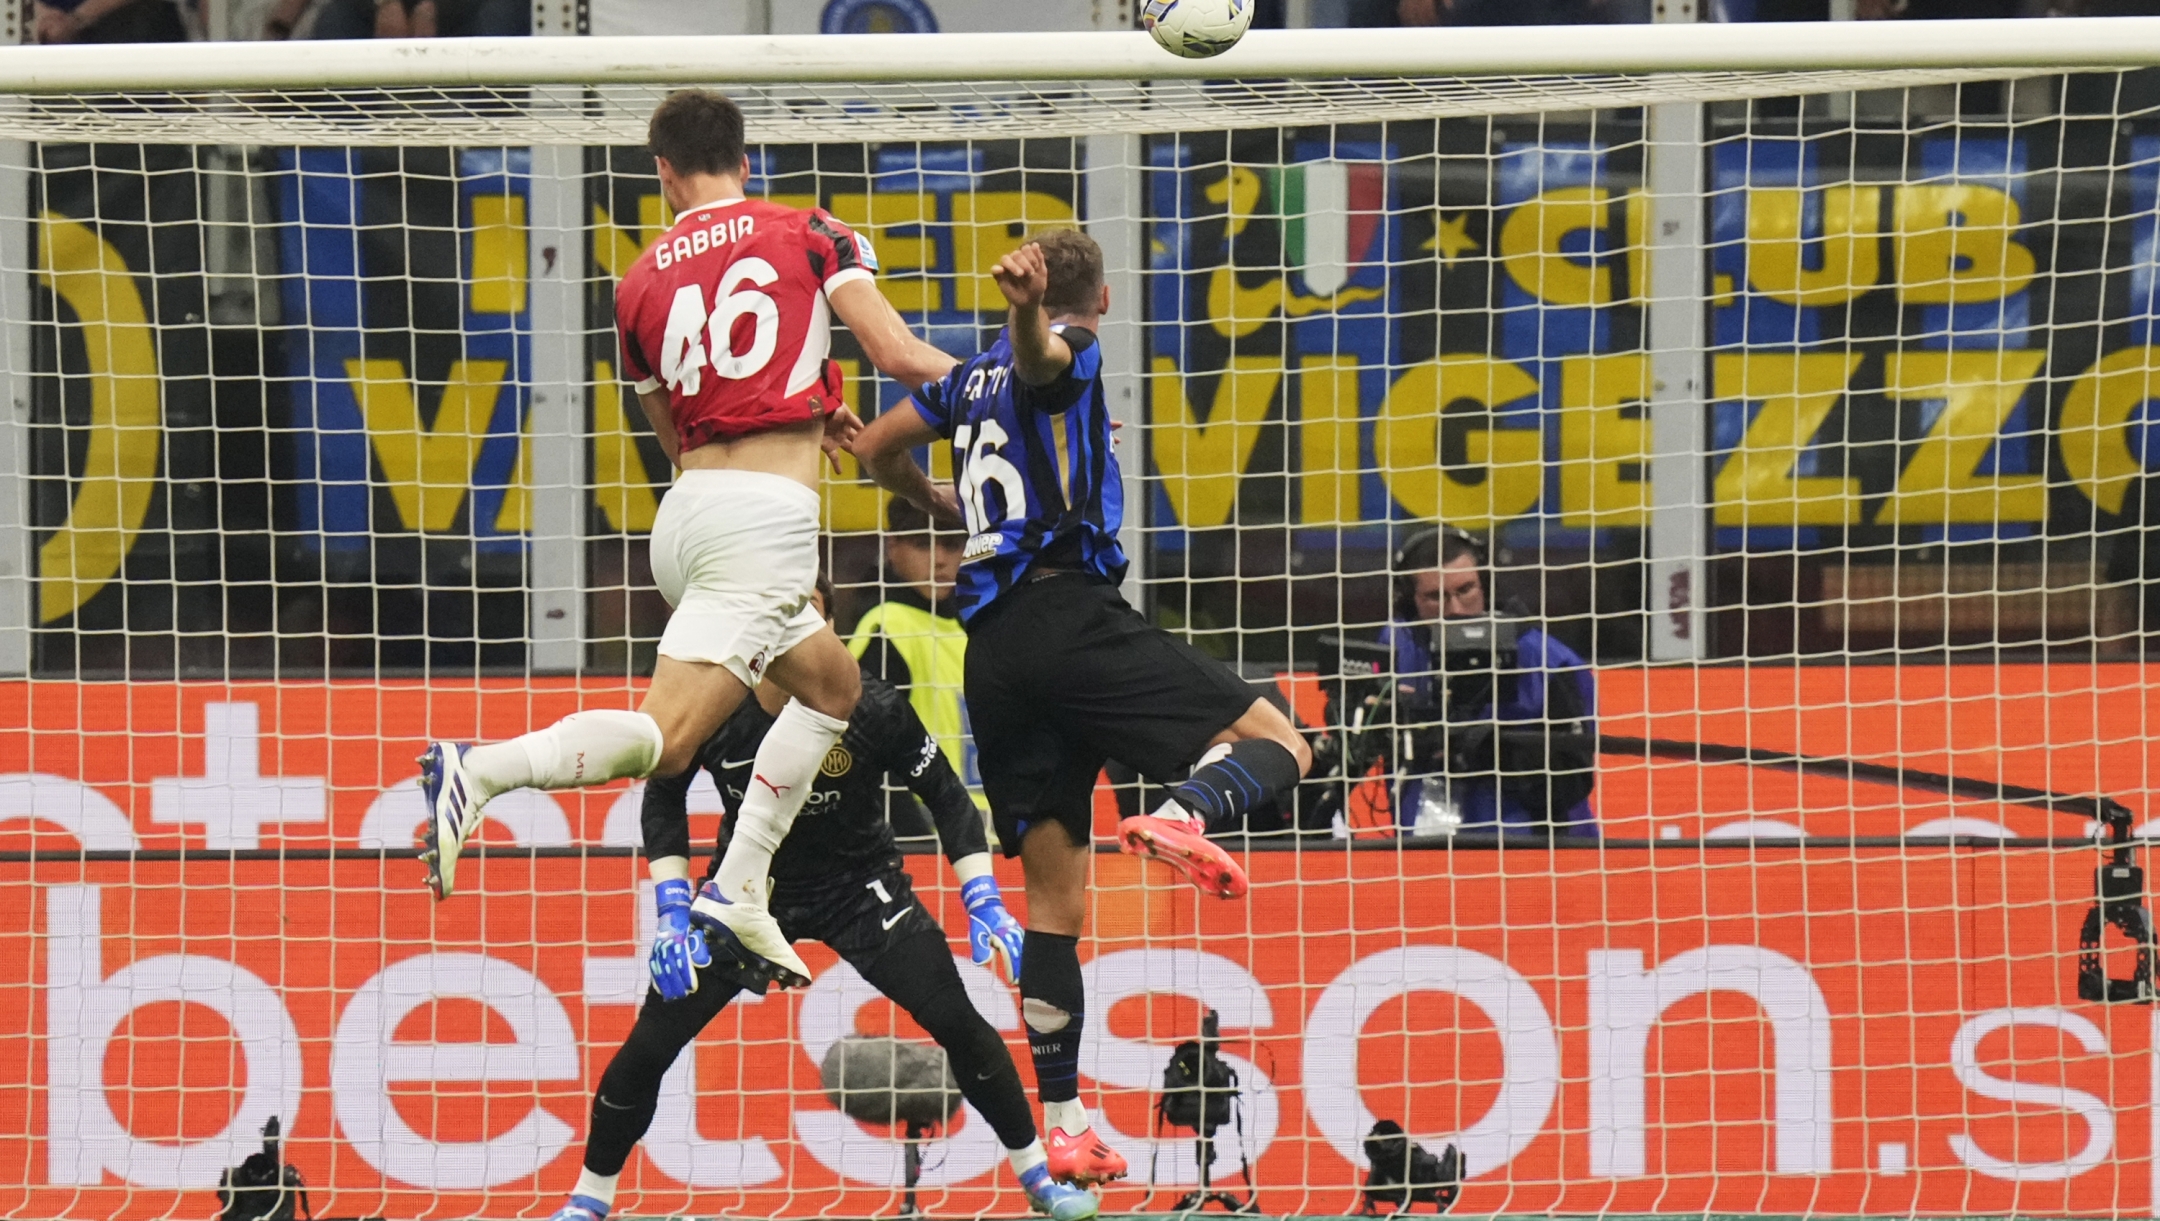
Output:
[615, 197, 877, 452]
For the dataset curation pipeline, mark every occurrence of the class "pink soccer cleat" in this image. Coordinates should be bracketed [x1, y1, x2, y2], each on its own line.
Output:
[1046, 1125, 1128, 1187]
[1117, 812, 1249, 899]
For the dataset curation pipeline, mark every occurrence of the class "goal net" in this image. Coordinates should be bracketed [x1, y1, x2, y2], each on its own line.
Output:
[2, 20, 2160, 1221]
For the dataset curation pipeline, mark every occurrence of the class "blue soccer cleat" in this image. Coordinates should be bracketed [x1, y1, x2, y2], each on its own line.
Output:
[547, 1193, 609, 1221]
[1020, 1162, 1101, 1221]
[417, 741, 486, 901]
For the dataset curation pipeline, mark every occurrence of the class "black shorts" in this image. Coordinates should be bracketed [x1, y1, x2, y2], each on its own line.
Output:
[769, 858, 942, 974]
[965, 573, 1260, 856]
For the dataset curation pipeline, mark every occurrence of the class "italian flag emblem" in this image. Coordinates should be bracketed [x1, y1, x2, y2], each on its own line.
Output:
[1272, 158, 1386, 296]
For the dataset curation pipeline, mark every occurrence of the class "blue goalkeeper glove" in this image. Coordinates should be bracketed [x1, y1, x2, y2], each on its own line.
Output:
[961, 874, 1024, 984]
[648, 878, 710, 1001]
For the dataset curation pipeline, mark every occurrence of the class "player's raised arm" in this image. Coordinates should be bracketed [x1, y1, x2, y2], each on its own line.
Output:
[992, 241, 1074, 387]
[828, 276, 958, 392]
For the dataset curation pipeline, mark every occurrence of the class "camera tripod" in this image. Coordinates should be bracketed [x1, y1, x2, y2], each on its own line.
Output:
[1166, 1126, 1259, 1215]
[1149, 1010, 1259, 1215]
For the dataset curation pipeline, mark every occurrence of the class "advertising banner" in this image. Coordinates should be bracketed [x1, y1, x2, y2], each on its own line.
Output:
[276, 148, 535, 567]
[0, 672, 2150, 1217]
[31, 146, 212, 642]
[1141, 124, 2143, 544]
[0, 850, 2142, 1219]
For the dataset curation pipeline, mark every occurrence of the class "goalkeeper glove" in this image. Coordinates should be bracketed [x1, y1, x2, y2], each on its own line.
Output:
[961, 874, 1024, 984]
[648, 878, 711, 1002]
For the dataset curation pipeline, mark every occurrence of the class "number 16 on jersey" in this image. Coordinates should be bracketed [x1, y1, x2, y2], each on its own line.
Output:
[955, 420, 1026, 559]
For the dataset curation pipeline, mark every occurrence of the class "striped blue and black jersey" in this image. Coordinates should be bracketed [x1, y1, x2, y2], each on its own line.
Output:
[907, 325, 1128, 625]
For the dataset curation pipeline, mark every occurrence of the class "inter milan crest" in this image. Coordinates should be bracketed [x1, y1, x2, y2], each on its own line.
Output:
[818, 0, 937, 34]
[820, 745, 853, 778]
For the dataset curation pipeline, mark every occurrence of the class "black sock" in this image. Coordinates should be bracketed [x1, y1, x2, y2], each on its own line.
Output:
[1170, 738, 1305, 834]
[1018, 930, 1084, 1104]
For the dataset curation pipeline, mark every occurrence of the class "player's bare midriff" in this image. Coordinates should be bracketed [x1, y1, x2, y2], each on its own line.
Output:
[677, 415, 826, 490]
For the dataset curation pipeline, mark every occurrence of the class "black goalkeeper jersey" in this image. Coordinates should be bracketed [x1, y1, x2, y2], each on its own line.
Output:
[641, 674, 988, 887]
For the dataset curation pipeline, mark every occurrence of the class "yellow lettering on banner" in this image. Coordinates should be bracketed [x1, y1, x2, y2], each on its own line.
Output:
[1747, 186, 1883, 306]
[347, 358, 506, 533]
[1374, 356, 1542, 530]
[494, 406, 533, 533]
[591, 359, 661, 534]
[1623, 190, 1646, 304]
[1297, 356, 1363, 525]
[1711, 350, 1864, 526]
[2060, 346, 2160, 516]
[591, 203, 643, 279]
[824, 358, 886, 534]
[36, 214, 160, 625]
[1880, 349, 2048, 524]
[828, 192, 935, 312]
[1893, 184, 2035, 305]
[1149, 355, 1279, 527]
[1558, 353, 1651, 527]
[952, 191, 1079, 312]
[639, 195, 675, 248]
[469, 194, 527, 315]
[1498, 187, 1612, 307]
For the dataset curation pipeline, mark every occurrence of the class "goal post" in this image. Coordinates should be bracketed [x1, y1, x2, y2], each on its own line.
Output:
[5, 21, 2160, 1221]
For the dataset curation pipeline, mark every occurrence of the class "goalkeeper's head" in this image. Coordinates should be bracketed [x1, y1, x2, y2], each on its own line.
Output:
[1026, 227, 1108, 323]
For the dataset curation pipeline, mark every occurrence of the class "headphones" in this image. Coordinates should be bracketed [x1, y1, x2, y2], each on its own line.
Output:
[1391, 524, 1490, 624]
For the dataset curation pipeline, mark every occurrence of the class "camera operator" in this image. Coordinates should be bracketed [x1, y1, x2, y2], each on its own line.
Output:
[1358, 526, 1598, 837]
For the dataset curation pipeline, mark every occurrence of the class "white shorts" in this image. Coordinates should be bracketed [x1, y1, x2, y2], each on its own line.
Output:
[649, 469, 824, 686]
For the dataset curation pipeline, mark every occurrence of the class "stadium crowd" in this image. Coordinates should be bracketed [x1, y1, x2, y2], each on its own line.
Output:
[29, 0, 2160, 47]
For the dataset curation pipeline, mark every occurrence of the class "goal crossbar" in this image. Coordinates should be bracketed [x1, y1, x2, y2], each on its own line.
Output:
[0, 21, 2154, 91]
[0, 21, 2143, 146]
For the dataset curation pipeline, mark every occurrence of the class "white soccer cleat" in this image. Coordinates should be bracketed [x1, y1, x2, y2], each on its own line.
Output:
[690, 880, 812, 991]
[547, 1195, 609, 1221]
[417, 741, 486, 901]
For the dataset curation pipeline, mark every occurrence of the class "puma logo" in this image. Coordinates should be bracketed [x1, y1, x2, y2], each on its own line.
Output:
[755, 774, 791, 798]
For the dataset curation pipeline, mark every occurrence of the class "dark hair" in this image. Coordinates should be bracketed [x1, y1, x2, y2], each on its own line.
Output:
[1028, 227, 1105, 316]
[1392, 525, 1489, 622]
[886, 496, 931, 536]
[1394, 526, 1485, 574]
[647, 89, 747, 179]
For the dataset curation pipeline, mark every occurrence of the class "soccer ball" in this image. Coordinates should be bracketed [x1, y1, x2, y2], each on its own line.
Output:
[1142, 0, 1252, 59]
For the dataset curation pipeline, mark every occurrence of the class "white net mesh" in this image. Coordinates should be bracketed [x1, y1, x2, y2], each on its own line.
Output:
[3, 32, 2160, 1221]
[0, 68, 2067, 145]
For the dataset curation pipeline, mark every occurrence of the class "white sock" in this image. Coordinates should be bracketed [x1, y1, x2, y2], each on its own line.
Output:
[572, 1166, 618, 1209]
[712, 700, 848, 902]
[1044, 1098, 1089, 1137]
[1008, 1138, 1049, 1177]
[462, 710, 663, 797]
